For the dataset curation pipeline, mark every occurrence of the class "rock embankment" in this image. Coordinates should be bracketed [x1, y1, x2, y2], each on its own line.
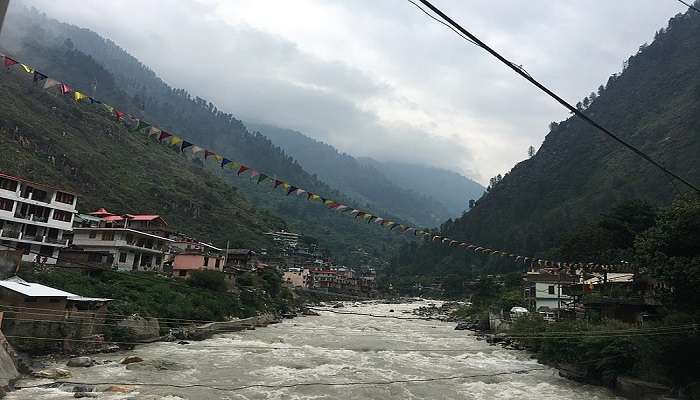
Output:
[412, 302, 461, 321]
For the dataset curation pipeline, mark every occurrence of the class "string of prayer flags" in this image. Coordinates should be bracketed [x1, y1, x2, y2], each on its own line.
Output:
[0, 51, 613, 272]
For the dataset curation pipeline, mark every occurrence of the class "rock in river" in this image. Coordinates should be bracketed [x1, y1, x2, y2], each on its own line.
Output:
[67, 357, 94, 368]
[119, 356, 144, 365]
[33, 367, 72, 379]
[125, 359, 189, 371]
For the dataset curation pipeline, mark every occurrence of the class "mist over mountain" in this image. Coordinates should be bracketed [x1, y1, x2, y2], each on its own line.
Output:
[248, 122, 479, 227]
[358, 158, 485, 217]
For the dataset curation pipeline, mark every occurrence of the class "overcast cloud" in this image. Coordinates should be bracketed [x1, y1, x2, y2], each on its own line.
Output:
[18, 0, 684, 184]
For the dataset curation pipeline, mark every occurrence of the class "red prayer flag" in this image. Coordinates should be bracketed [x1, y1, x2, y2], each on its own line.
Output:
[158, 131, 172, 142]
[237, 165, 250, 176]
[114, 110, 125, 121]
[3, 56, 18, 68]
[59, 83, 72, 95]
[204, 150, 215, 159]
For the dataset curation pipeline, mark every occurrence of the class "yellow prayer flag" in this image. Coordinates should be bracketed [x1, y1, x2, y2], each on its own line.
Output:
[281, 183, 291, 190]
[73, 91, 88, 102]
[309, 194, 321, 201]
[20, 64, 33, 74]
[213, 154, 224, 162]
[225, 161, 240, 170]
[169, 136, 183, 146]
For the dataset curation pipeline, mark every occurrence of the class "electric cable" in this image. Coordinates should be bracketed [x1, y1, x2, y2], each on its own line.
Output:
[410, 0, 700, 194]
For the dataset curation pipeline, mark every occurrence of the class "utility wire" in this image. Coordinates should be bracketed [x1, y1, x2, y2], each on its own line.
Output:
[410, 0, 700, 194]
[13, 368, 548, 392]
[676, 0, 700, 13]
[405, 0, 479, 46]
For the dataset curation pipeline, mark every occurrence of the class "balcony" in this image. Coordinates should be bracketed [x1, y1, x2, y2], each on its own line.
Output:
[44, 236, 69, 246]
[0, 230, 20, 239]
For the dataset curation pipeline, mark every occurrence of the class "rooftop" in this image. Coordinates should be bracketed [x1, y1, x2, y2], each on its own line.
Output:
[0, 171, 78, 196]
[0, 276, 111, 302]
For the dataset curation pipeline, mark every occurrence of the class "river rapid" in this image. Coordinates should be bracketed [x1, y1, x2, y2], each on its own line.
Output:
[8, 301, 620, 399]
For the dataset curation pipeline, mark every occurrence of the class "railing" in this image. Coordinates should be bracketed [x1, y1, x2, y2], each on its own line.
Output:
[32, 215, 49, 223]
[44, 236, 68, 245]
[13, 213, 30, 220]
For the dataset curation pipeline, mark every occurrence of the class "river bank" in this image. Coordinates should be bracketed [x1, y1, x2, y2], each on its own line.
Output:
[5, 300, 620, 399]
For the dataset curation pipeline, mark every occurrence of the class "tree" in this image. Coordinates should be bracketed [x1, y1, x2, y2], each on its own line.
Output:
[468, 199, 476, 209]
[188, 270, 227, 292]
[582, 97, 590, 109]
[527, 146, 536, 158]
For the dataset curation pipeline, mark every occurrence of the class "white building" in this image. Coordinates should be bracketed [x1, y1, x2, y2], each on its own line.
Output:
[71, 208, 173, 272]
[0, 172, 77, 264]
[524, 270, 578, 312]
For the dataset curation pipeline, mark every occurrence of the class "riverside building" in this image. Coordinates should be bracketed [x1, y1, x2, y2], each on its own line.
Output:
[0, 172, 77, 264]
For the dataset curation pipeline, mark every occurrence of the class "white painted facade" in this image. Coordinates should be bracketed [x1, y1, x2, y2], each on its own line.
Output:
[532, 281, 573, 310]
[72, 228, 173, 272]
[0, 173, 77, 264]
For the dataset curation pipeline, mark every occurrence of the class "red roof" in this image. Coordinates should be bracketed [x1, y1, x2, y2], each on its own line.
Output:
[90, 208, 115, 217]
[124, 214, 163, 222]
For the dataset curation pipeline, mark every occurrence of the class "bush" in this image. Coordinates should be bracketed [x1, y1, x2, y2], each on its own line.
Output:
[188, 270, 227, 292]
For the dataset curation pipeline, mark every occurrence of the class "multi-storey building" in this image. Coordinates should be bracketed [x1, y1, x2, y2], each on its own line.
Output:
[0, 172, 77, 264]
[70, 208, 173, 271]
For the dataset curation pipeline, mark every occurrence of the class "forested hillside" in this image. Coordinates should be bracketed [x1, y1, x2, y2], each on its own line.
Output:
[248, 122, 453, 227]
[388, 9, 700, 283]
[0, 5, 407, 264]
[0, 65, 281, 248]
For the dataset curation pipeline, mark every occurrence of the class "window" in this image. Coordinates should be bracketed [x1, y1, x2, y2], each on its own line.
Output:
[52, 210, 72, 222]
[102, 231, 115, 241]
[119, 252, 127, 263]
[203, 256, 209, 267]
[89, 231, 97, 239]
[548, 285, 555, 295]
[54, 191, 75, 204]
[215, 258, 220, 269]
[0, 198, 13, 211]
[0, 177, 18, 192]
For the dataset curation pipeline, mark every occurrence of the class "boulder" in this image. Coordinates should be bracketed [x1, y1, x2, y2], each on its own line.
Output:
[74, 393, 98, 398]
[119, 356, 144, 365]
[117, 315, 160, 341]
[454, 322, 471, 330]
[67, 357, 94, 368]
[301, 309, 320, 316]
[103, 385, 133, 393]
[71, 384, 95, 393]
[33, 367, 72, 379]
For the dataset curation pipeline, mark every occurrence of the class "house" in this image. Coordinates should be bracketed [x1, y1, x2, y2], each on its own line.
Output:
[171, 245, 226, 279]
[0, 172, 78, 264]
[0, 276, 111, 352]
[225, 249, 258, 270]
[524, 270, 579, 313]
[70, 208, 173, 271]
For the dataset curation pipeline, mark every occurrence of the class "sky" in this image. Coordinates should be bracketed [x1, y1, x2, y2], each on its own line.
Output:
[19, 0, 686, 184]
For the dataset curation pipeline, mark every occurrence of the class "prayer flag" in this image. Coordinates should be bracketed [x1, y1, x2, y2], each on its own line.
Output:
[20, 64, 33, 74]
[73, 91, 89, 102]
[180, 141, 193, 152]
[3, 56, 17, 68]
[158, 131, 172, 142]
[114, 110, 125, 121]
[32, 71, 47, 84]
[129, 120, 151, 133]
[237, 165, 250, 175]
[204, 150, 216, 159]
[42, 78, 60, 90]
[256, 174, 269, 184]
[170, 136, 183, 146]
[148, 127, 161, 137]
[59, 83, 71, 95]
[286, 186, 298, 195]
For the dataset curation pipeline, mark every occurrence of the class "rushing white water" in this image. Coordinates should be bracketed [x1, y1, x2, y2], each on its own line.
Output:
[8, 301, 620, 399]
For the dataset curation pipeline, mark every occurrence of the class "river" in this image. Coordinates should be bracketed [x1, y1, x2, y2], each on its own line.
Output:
[8, 301, 620, 399]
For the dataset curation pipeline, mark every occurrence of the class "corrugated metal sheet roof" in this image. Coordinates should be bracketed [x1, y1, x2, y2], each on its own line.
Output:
[0, 277, 111, 301]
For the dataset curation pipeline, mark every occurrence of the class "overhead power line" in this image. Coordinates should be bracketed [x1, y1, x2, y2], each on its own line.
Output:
[676, 0, 700, 13]
[411, 0, 700, 194]
[13, 368, 548, 392]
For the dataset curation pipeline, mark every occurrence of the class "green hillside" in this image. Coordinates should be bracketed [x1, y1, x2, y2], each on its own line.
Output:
[0, 67, 281, 248]
[389, 8, 700, 283]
